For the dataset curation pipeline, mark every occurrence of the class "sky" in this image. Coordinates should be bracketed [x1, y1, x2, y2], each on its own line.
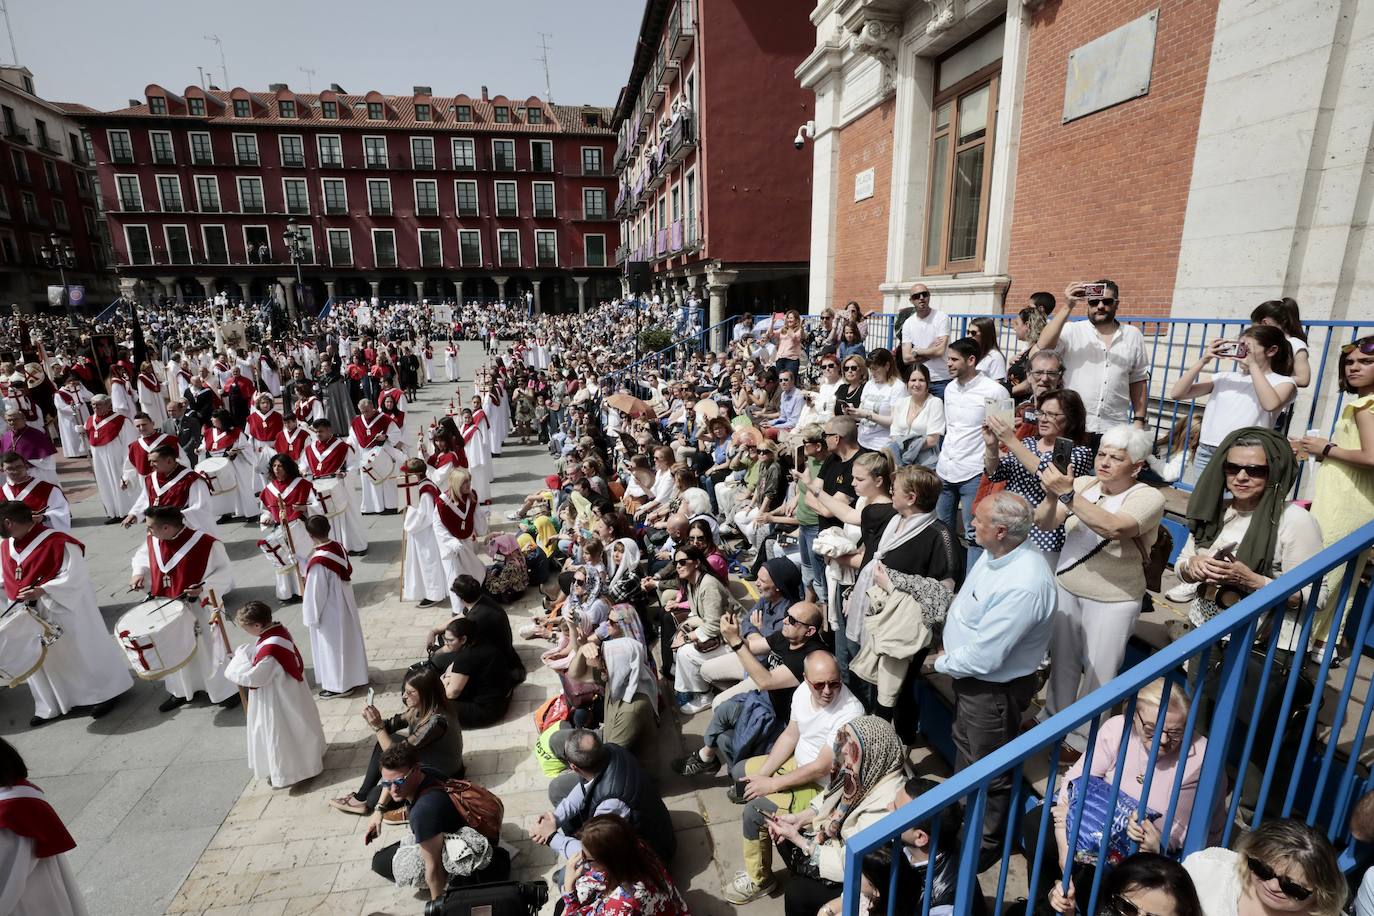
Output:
[6, 0, 645, 111]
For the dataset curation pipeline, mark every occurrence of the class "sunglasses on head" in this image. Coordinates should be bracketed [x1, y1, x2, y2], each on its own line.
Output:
[1340, 337, 1374, 356]
[1222, 461, 1269, 478]
[1246, 857, 1313, 901]
[1104, 895, 1169, 916]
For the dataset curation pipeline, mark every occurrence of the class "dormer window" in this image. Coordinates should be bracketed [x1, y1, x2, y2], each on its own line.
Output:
[583, 112, 600, 128]
[415, 103, 431, 122]
[234, 99, 251, 118]
[322, 100, 338, 119]
[527, 107, 543, 125]
[188, 97, 206, 116]
[367, 102, 384, 120]
[149, 96, 167, 114]
[494, 106, 510, 123]
[279, 100, 296, 118]
[456, 104, 472, 122]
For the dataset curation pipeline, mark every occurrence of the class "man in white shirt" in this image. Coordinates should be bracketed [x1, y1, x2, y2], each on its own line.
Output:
[935, 337, 1010, 570]
[1037, 279, 1150, 442]
[899, 284, 952, 397]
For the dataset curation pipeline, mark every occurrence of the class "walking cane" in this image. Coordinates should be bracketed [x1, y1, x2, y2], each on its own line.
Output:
[206, 588, 249, 709]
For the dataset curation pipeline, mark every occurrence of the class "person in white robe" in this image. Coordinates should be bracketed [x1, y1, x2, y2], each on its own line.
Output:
[200, 410, 258, 520]
[399, 458, 448, 607]
[1, 455, 72, 533]
[348, 402, 402, 514]
[82, 396, 138, 521]
[135, 365, 169, 426]
[257, 353, 283, 397]
[224, 601, 326, 787]
[444, 343, 459, 381]
[421, 344, 436, 384]
[52, 380, 92, 459]
[304, 420, 369, 555]
[0, 504, 133, 727]
[107, 372, 135, 419]
[300, 517, 370, 697]
[434, 468, 487, 615]
[124, 446, 220, 538]
[459, 407, 492, 504]
[0, 753, 92, 916]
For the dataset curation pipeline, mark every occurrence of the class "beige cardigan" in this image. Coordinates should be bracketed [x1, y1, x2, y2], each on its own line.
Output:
[808, 768, 905, 882]
[1056, 477, 1165, 603]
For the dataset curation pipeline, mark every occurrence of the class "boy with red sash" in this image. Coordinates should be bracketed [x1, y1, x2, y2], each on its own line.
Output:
[0, 737, 91, 914]
[121, 412, 187, 494]
[304, 419, 368, 555]
[130, 506, 238, 713]
[224, 601, 326, 787]
[459, 406, 492, 504]
[2, 451, 72, 532]
[301, 516, 369, 697]
[349, 399, 401, 514]
[433, 467, 487, 615]
[83, 395, 138, 523]
[258, 454, 316, 602]
[0, 501, 131, 727]
[124, 445, 218, 536]
[275, 413, 311, 463]
[399, 458, 447, 608]
[245, 393, 284, 491]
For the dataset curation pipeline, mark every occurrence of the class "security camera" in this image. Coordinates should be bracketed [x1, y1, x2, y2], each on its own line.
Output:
[794, 120, 816, 150]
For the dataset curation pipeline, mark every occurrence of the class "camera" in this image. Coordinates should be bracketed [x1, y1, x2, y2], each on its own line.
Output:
[422, 879, 548, 916]
[794, 120, 816, 150]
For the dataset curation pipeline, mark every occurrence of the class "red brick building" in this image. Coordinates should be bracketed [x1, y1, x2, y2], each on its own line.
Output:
[612, 0, 816, 324]
[76, 84, 622, 314]
[798, 0, 1373, 323]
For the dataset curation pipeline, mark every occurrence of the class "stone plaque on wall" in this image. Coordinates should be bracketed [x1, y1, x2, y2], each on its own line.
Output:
[1063, 9, 1158, 123]
[854, 167, 875, 202]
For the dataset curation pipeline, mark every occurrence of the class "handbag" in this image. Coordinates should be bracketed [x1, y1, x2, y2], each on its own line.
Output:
[1064, 776, 1160, 866]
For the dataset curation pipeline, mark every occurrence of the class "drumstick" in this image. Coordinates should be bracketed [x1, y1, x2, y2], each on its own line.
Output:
[206, 588, 249, 709]
[278, 515, 307, 592]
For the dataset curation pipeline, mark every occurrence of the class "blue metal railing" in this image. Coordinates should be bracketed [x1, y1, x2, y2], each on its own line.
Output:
[841, 518, 1374, 916]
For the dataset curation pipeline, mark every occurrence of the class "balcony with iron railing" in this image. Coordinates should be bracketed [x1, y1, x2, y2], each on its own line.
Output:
[683, 213, 700, 252]
[667, 0, 696, 61]
[4, 125, 30, 145]
[613, 243, 628, 264]
[666, 112, 696, 164]
[38, 137, 62, 156]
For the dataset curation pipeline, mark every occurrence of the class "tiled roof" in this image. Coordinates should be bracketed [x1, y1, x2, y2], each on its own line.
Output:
[80, 88, 615, 136]
[52, 101, 99, 114]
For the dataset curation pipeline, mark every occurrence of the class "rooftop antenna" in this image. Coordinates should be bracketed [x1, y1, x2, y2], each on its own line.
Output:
[536, 32, 554, 103]
[0, 0, 19, 67]
[196, 66, 206, 89]
[298, 66, 315, 93]
[204, 33, 228, 88]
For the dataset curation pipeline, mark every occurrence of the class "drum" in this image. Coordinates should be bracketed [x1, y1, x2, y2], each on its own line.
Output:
[115, 599, 197, 680]
[362, 447, 396, 485]
[313, 477, 349, 518]
[257, 525, 296, 571]
[0, 608, 51, 688]
[197, 456, 238, 496]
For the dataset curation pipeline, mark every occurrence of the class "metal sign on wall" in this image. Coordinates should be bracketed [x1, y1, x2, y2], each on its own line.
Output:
[1063, 8, 1159, 123]
[854, 168, 875, 202]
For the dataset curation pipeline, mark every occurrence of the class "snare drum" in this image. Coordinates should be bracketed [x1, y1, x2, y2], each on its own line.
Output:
[313, 477, 349, 518]
[362, 447, 396, 485]
[0, 608, 49, 688]
[257, 525, 296, 571]
[197, 456, 238, 496]
[115, 599, 197, 680]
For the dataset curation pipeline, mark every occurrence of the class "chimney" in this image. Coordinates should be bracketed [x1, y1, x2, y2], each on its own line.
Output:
[481, 85, 489, 102]
[129, 99, 141, 108]
[413, 85, 432, 95]
[208, 84, 220, 91]
[268, 82, 288, 92]
[330, 83, 346, 93]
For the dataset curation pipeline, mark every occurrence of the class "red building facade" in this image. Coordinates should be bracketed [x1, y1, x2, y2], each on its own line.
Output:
[77, 84, 621, 313]
[613, 0, 815, 322]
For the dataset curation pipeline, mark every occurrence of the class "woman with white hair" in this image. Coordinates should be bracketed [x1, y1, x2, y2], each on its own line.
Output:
[1033, 424, 1165, 744]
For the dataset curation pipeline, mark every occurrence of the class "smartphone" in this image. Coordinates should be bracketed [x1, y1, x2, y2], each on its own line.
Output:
[366, 687, 375, 707]
[1052, 437, 1075, 474]
[1080, 282, 1107, 300]
[985, 397, 1014, 429]
[364, 823, 379, 845]
[734, 778, 750, 799]
[1212, 541, 1238, 563]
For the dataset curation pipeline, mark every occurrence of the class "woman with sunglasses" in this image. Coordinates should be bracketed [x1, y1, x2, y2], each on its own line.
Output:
[1174, 428, 1326, 628]
[834, 354, 867, 417]
[1300, 335, 1374, 659]
[669, 545, 741, 714]
[1183, 818, 1344, 916]
[1049, 852, 1204, 916]
[1008, 300, 1052, 401]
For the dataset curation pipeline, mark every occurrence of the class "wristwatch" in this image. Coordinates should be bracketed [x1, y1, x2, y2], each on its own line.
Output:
[729, 641, 745, 653]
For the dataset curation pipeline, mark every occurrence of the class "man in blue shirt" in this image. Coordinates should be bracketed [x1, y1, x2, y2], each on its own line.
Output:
[770, 371, 804, 434]
[932, 491, 1055, 870]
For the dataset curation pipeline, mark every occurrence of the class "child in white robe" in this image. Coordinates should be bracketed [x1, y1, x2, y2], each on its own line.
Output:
[300, 516, 369, 698]
[224, 601, 326, 788]
[399, 458, 449, 607]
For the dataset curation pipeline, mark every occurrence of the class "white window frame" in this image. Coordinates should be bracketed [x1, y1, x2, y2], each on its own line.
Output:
[107, 128, 133, 162]
[316, 134, 343, 167]
[321, 177, 348, 215]
[193, 175, 220, 212]
[584, 233, 607, 267]
[529, 139, 554, 171]
[454, 179, 479, 217]
[583, 187, 607, 220]
[494, 180, 519, 218]
[188, 131, 214, 165]
[163, 224, 193, 264]
[581, 145, 604, 176]
[281, 177, 310, 215]
[294, 225, 316, 264]
[155, 174, 183, 212]
[52, 199, 68, 230]
[413, 178, 439, 217]
[114, 173, 143, 210]
[148, 129, 175, 164]
[371, 228, 397, 267]
[236, 176, 265, 213]
[458, 229, 482, 267]
[123, 224, 154, 265]
[417, 228, 443, 267]
[232, 132, 259, 166]
[491, 138, 515, 170]
[497, 228, 521, 266]
[278, 133, 306, 167]
[200, 224, 229, 264]
[363, 135, 389, 168]
[243, 225, 271, 263]
[367, 178, 392, 216]
[451, 137, 475, 169]
[535, 229, 558, 266]
[532, 180, 556, 218]
[410, 136, 435, 169]
[326, 228, 353, 266]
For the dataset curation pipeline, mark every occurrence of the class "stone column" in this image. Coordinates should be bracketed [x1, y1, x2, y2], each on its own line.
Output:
[234, 276, 253, 306]
[155, 275, 176, 304]
[454, 278, 464, 305]
[492, 275, 509, 302]
[573, 276, 589, 314]
[413, 279, 425, 303]
[531, 280, 543, 315]
[278, 276, 299, 327]
[706, 268, 738, 352]
[196, 276, 215, 302]
[324, 279, 337, 303]
[368, 280, 380, 304]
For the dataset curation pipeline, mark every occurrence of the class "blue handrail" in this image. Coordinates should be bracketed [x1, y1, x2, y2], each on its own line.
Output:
[841, 518, 1374, 915]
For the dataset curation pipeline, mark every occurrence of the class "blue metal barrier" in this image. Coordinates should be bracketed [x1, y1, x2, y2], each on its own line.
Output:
[841, 518, 1374, 916]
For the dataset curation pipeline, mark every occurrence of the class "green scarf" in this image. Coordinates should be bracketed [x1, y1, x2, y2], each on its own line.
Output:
[1184, 426, 1297, 578]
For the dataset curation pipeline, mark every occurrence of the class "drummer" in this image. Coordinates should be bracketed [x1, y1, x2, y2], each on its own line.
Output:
[303, 419, 369, 557]
[122, 445, 219, 537]
[200, 408, 257, 522]
[245, 393, 284, 493]
[130, 506, 239, 713]
[0, 500, 132, 727]
[349, 399, 402, 515]
[122, 412, 188, 496]
[1, 452, 72, 533]
[275, 412, 311, 464]
[83, 395, 139, 525]
[259, 454, 316, 604]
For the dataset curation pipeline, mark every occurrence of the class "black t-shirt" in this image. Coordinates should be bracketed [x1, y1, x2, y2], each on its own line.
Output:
[859, 502, 898, 568]
[408, 768, 466, 842]
[881, 519, 965, 590]
[448, 643, 514, 706]
[817, 451, 863, 531]
[764, 631, 826, 717]
[465, 597, 514, 651]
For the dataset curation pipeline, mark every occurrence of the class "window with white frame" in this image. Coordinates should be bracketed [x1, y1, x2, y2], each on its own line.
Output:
[125, 225, 153, 265]
[531, 139, 553, 172]
[494, 181, 517, 218]
[149, 130, 174, 164]
[322, 178, 347, 215]
[583, 188, 606, 220]
[188, 96, 206, 116]
[414, 179, 439, 216]
[452, 137, 475, 169]
[115, 175, 143, 211]
[367, 179, 392, 215]
[535, 229, 557, 266]
[164, 225, 192, 263]
[283, 178, 309, 214]
[156, 175, 183, 211]
[364, 136, 388, 168]
[189, 131, 213, 165]
[201, 225, 229, 263]
[458, 229, 481, 266]
[497, 229, 520, 266]
[411, 137, 435, 169]
[237, 176, 265, 213]
[327, 228, 353, 265]
[317, 135, 342, 167]
[193, 176, 220, 213]
[492, 139, 515, 171]
[279, 134, 305, 167]
[418, 228, 442, 266]
[108, 129, 133, 162]
[233, 134, 259, 165]
[455, 180, 478, 216]
[52, 199, 68, 230]
[372, 229, 397, 267]
[582, 147, 603, 176]
[293, 225, 316, 263]
[584, 234, 606, 267]
[532, 181, 554, 218]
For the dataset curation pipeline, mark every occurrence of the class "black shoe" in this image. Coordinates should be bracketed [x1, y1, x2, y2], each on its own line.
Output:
[89, 695, 122, 720]
[348, 550, 368, 557]
[319, 689, 339, 699]
[673, 752, 721, 777]
[380, 508, 399, 516]
[279, 595, 303, 606]
[29, 713, 60, 727]
[217, 514, 233, 524]
[218, 693, 243, 709]
[103, 517, 121, 525]
[726, 782, 748, 804]
[417, 599, 441, 609]
[159, 694, 190, 713]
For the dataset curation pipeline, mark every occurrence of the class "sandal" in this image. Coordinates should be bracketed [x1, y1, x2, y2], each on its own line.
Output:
[328, 794, 368, 815]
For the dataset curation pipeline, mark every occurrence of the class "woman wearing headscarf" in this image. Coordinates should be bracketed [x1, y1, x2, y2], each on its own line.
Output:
[483, 533, 529, 603]
[763, 716, 907, 916]
[567, 604, 660, 758]
[605, 536, 644, 606]
[542, 565, 611, 673]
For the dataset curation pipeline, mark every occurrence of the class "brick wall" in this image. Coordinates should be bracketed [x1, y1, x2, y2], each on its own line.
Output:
[831, 97, 896, 312]
[1006, 0, 1218, 317]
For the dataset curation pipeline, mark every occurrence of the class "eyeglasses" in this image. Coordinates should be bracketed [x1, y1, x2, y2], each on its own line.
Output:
[1222, 461, 1270, 479]
[783, 613, 810, 629]
[1038, 409, 1066, 420]
[820, 362, 838, 370]
[1104, 894, 1170, 916]
[1246, 857, 1313, 901]
[1087, 297, 1117, 307]
[1340, 337, 1374, 356]
[808, 678, 843, 692]
[1030, 369, 1063, 378]
[673, 558, 691, 566]
[1134, 711, 1185, 743]
[823, 431, 840, 440]
[843, 365, 861, 373]
[379, 766, 417, 790]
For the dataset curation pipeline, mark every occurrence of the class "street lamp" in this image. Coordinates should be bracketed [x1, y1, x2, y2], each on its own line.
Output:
[39, 233, 77, 312]
[280, 217, 308, 327]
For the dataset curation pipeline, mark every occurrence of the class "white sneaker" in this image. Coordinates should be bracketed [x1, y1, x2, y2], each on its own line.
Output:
[1164, 582, 1198, 604]
[678, 694, 713, 715]
[505, 510, 521, 521]
[722, 871, 775, 904]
